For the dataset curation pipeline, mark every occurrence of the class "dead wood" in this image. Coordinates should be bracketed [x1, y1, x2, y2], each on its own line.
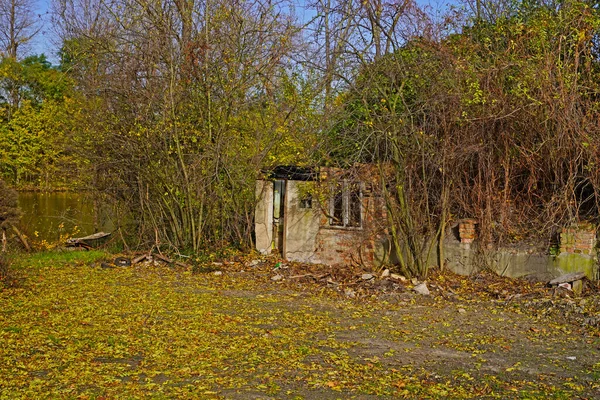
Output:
[10, 224, 30, 252]
[132, 254, 148, 264]
[153, 252, 190, 268]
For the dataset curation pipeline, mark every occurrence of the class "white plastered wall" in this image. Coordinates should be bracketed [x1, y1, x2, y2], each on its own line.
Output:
[255, 180, 273, 254]
[283, 181, 320, 262]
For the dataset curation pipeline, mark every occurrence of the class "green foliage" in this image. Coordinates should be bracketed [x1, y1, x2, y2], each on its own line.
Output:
[0, 55, 82, 189]
[12, 250, 108, 269]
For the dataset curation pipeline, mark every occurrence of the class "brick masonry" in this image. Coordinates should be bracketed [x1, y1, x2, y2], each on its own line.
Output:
[560, 223, 597, 256]
[458, 219, 478, 244]
[314, 189, 387, 267]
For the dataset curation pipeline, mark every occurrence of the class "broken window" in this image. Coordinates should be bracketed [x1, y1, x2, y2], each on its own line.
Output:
[331, 182, 344, 226]
[348, 183, 361, 227]
[329, 181, 362, 228]
[299, 193, 313, 209]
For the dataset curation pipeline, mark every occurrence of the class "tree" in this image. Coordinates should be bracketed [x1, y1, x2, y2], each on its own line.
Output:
[0, 0, 41, 58]
[329, 0, 600, 277]
[0, 55, 79, 188]
[0, 0, 42, 115]
[52, 0, 314, 252]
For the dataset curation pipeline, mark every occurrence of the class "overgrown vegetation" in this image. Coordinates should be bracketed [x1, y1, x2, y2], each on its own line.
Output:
[329, 1, 600, 276]
[2, 0, 600, 276]
[0, 178, 20, 252]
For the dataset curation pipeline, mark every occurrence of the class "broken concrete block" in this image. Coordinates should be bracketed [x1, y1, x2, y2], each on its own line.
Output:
[413, 283, 430, 296]
[572, 279, 583, 295]
[390, 273, 407, 282]
[558, 282, 572, 291]
[549, 272, 586, 286]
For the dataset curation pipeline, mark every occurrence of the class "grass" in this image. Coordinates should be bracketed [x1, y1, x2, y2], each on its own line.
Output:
[0, 251, 599, 399]
[10, 249, 108, 270]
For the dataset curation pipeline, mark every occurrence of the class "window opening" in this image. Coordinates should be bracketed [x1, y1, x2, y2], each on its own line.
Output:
[348, 183, 362, 227]
[331, 182, 344, 226]
[329, 180, 362, 228]
[300, 193, 313, 209]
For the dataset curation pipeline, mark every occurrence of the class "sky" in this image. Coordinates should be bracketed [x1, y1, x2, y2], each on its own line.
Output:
[30, 0, 458, 65]
[31, 0, 56, 62]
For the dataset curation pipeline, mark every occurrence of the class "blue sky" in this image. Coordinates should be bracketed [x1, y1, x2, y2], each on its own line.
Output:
[31, 0, 458, 64]
[31, 0, 55, 61]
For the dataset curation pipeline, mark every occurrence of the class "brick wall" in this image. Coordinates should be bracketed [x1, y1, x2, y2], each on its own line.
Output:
[314, 191, 387, 266]
[560, 223, 597, 256]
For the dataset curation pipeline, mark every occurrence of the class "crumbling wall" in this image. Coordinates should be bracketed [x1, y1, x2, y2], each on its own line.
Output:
[313, 192, 387, 266]
[283, 181, 320, 263]
[254, 180, 273, 255]
[445, 222, 599, 280]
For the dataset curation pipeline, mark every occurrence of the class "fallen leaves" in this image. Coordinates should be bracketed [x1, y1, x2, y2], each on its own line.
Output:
[0, 253, 599, 398]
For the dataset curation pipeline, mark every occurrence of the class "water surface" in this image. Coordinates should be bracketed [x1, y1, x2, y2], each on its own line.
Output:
[18, 192, 115, 242]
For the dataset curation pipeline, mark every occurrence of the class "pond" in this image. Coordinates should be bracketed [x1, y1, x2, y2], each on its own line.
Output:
[18, 192, 115, 243]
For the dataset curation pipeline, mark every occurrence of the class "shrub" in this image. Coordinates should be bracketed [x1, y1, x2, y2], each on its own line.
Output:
[0, 178, 20, 229]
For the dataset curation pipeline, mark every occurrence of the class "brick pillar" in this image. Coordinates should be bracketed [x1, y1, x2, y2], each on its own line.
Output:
[458, 219, 478, 244]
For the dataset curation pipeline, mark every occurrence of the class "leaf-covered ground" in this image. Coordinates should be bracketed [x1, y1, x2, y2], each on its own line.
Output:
[1, 252, 600, 399]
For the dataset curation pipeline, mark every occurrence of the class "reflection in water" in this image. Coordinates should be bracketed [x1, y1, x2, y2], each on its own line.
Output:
[17, 192, 115, 242]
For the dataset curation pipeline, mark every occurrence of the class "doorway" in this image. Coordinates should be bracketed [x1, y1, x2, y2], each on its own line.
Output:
[272, 180, 286, 255]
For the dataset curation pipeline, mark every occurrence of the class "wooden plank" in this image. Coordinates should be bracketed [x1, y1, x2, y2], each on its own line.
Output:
[67, 232, 111, 244]
[549, 272, 586, 285]
[11, 224, 31, 252]
[132, 254, 148, 264]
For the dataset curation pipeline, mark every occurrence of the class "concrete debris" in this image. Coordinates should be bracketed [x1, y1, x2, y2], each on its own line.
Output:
[558, 282, 572, 291]
[548, 272, 586, 286]
[413, 282, 430, 296]
[381, 269, 390, 278]
[572, 280, 583, 295]
[390, 273, 407, 282]
[361, 273, 374, 280]
[247, 259, 261, 267]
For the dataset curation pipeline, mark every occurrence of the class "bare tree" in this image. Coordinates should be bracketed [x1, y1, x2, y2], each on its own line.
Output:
[51, 0, 306, 252]
[0, 0, 41, 58]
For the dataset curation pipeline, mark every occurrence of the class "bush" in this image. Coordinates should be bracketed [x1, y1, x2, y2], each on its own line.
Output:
[0, 178, 20, 229]
[0, 178, 20, 252]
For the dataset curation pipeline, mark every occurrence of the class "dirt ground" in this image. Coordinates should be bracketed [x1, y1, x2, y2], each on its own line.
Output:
[1, 253, 600, 398]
